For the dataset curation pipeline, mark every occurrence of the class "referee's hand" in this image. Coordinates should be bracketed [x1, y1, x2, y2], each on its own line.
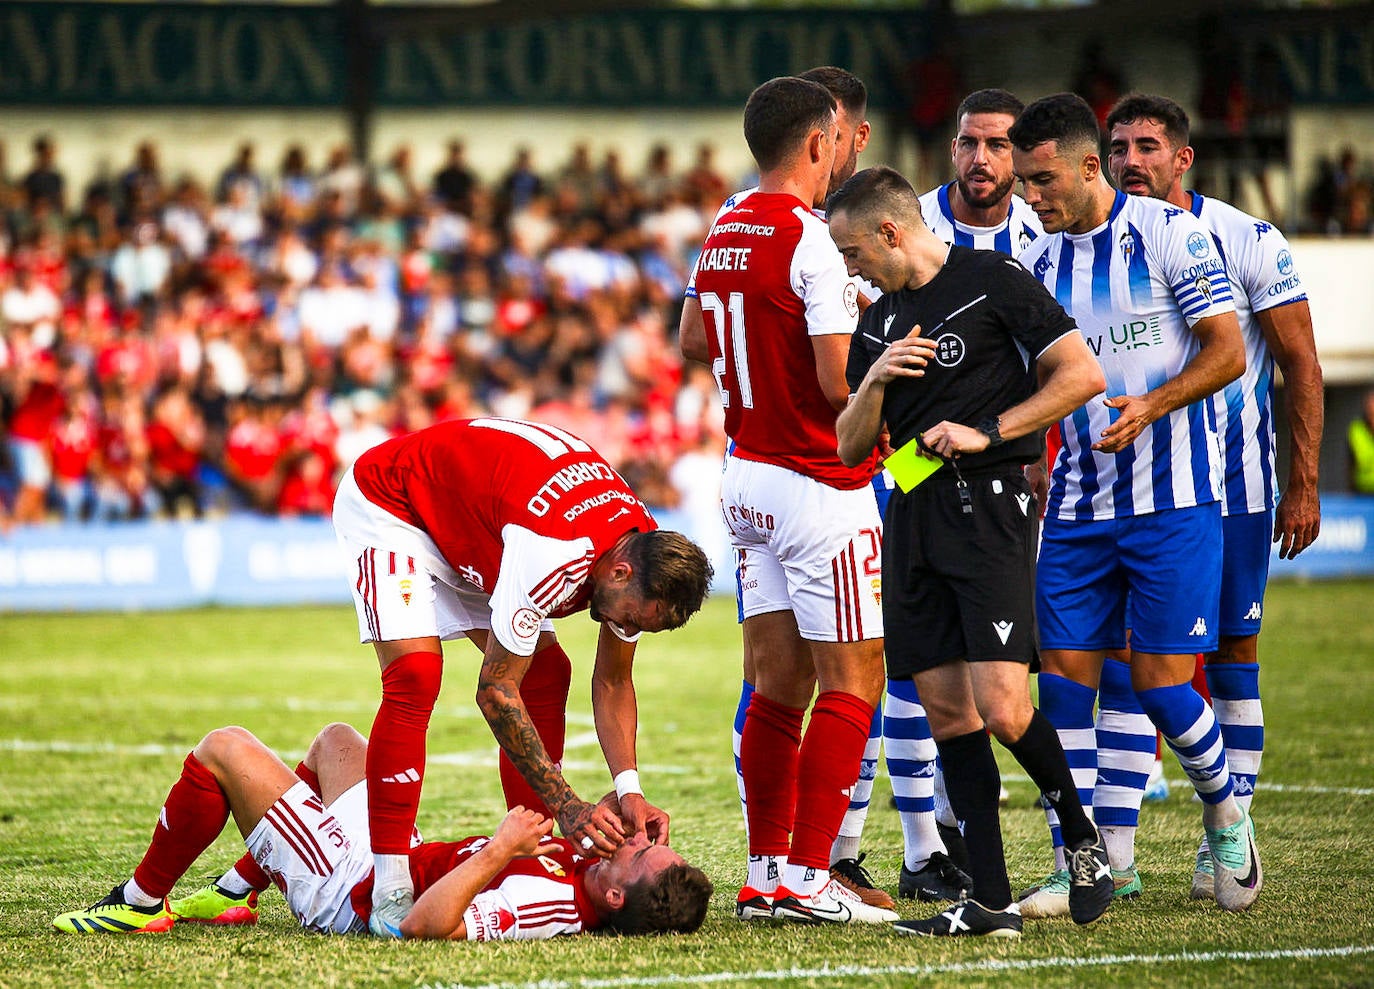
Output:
[865, 326, 935, 386]
[922, 421, 988, 457]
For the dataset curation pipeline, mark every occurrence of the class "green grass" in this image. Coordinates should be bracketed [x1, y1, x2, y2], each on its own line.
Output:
[2, 582, 1374, 988]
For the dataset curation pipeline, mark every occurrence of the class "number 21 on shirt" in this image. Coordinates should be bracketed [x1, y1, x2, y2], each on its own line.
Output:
[701, 291, 753, 409]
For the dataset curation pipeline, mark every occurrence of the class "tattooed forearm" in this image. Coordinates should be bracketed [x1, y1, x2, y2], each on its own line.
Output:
[476, 675, 577, 816]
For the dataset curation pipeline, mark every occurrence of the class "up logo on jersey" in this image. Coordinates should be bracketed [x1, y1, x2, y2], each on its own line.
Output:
[934, 333, 965, 367]
[1187, 231, 1211, 259]
[1277, 249, 1293, 276]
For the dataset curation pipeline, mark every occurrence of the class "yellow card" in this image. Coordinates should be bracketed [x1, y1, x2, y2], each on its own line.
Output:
[883, 436, 943, 492]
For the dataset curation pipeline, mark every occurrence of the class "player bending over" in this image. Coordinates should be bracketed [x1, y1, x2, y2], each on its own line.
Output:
[53, 723, 712, 939]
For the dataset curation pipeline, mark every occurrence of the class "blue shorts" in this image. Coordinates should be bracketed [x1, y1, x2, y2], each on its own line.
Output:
[1219, 510, 1272, 637]
[1038, 503, 1221, 654]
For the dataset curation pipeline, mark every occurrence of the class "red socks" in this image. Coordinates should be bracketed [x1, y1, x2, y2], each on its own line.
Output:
[133, 753, 230, 899]
[740, 692, 804, 857]
[367, 651, 443, 855]
[498, 643, 572, 817]
[788, 690, 873, 870]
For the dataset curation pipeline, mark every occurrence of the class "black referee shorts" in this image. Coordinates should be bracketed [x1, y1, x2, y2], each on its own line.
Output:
[882, 468, 1039, 677]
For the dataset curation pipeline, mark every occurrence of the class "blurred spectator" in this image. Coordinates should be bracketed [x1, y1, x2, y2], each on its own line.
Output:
[217, 142, 264, 213]
[681, 143, 728, 211]
[1349, 389, 1374, 496]
[433, 140, 477, 215]
[22, 136, 66, 214]
[119, 142, 164, 217]
[146, 385, 205, 517]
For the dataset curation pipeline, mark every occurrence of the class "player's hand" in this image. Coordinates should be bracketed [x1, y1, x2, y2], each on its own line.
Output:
[558, 797, 626, 859]
[865, 326, 935, 387]
[1274, 485, 1321, 559]
[493, 806, 555, 858]
[1024, 461, 1049, 518]
[1093, 394, 1156, 453]
[618, 793, 671, 846]
[921, 421, 988, 457]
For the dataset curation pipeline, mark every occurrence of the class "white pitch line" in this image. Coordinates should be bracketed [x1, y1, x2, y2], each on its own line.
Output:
[416, 944, 1374, 989]
[0, 738, 692, 775]
[996, 772, 1374, 798]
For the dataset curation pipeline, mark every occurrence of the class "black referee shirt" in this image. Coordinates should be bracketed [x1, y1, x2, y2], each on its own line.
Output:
[845, 245, 1078, 472]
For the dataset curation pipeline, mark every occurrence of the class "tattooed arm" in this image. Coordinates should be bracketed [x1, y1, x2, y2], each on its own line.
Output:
[475, 634, 625, 856]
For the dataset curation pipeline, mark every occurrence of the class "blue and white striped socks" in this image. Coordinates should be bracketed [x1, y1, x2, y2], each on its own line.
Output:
[1038, 673, 1098, 866]
[884, 677, 943, 871]
[1136, 680, 1239, 829]
[1094, 658, 1155, 870]
[1205, 662, 1263, 813]
[733, 680, 753, 838]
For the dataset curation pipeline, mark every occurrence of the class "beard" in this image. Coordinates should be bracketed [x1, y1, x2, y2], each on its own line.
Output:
[956, 171, 1016, 210]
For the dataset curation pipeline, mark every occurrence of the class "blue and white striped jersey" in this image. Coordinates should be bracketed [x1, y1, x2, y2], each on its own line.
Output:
[1019, 190, 1237, 522]
[1189, 192, 1308, 517]
[918, 182, 1043, 258]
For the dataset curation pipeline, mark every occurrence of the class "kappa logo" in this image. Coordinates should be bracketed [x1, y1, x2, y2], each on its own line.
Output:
[992, 620, 1014, 645]
[1233, 777, 1255, 795]
[883, 312, 896, 337]
[1244, 602, 1262, 620]
[1163, 206, 1183, 224]
[1014, 492, 1031, 516]
[1254, 221, 1273, 241]
[1189, 617, 1209, 636]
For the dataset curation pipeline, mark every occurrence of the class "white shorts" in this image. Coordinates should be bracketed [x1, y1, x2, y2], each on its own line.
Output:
[246, 781, 372, 935]
[333, 467, 554, 644]
[720, 457, 884, 642]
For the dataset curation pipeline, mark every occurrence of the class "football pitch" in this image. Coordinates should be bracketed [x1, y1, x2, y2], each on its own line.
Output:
[2, 580, 1373, 988]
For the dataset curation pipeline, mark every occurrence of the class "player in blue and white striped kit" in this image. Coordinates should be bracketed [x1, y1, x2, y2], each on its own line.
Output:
[1009, 93, 1262, 914]
[1089, 93, 1324, 900]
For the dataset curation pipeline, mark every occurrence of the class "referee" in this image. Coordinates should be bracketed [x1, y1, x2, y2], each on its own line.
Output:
[830, 166, 1109, 937]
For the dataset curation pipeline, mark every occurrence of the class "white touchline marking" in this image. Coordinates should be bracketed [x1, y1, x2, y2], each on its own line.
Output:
[415, 944, 1374, 989]
[0, 738, 692, 775]
[996, 772, 1374, 798]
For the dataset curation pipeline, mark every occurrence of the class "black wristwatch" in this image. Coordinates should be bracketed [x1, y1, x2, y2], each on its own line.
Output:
[976, 416, 1005, 447]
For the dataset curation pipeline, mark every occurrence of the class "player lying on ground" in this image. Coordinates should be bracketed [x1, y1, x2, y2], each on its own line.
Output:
[52, 722, 713, 939]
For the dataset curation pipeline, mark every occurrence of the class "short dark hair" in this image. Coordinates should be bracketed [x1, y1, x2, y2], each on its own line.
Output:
[1008, 92, 1100, 157]
[956, 88, 1024, 126]
[602, 862, 715, 936]
[625, 530, 713, 630]
[1106, 93, 1191, 149]
[743, 77, 837, 172]
[826, 165, 925, 230]
[798, 66, 868, 121]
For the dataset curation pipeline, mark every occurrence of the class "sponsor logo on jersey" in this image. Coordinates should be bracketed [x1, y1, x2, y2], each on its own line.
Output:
[1033, 253, 1054, 278]
[1267, 274, 1302, 297]
[1277, 249, 1293, 275]
[934, 332, 965, 367]
[1187, 231, 1211, 259]
[512, 607, 542, 638]
[459, 564, 484, 590]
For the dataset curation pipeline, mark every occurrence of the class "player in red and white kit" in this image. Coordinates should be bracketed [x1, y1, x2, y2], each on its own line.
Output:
[52, 722, 713, 939]
[691, 77, 893, 925]
[332, 416, 712, 936]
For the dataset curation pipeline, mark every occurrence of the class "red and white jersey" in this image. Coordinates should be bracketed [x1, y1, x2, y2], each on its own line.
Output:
[350, 836, 600, 940]
[349, 418, 657, 652]
[693, 191, 875, 490]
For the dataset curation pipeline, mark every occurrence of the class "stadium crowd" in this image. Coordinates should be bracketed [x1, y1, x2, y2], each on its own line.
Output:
[0, 136, 737, 526]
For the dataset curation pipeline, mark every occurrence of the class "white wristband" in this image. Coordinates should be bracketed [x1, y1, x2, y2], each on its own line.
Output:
[613, 769, 643, 801]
